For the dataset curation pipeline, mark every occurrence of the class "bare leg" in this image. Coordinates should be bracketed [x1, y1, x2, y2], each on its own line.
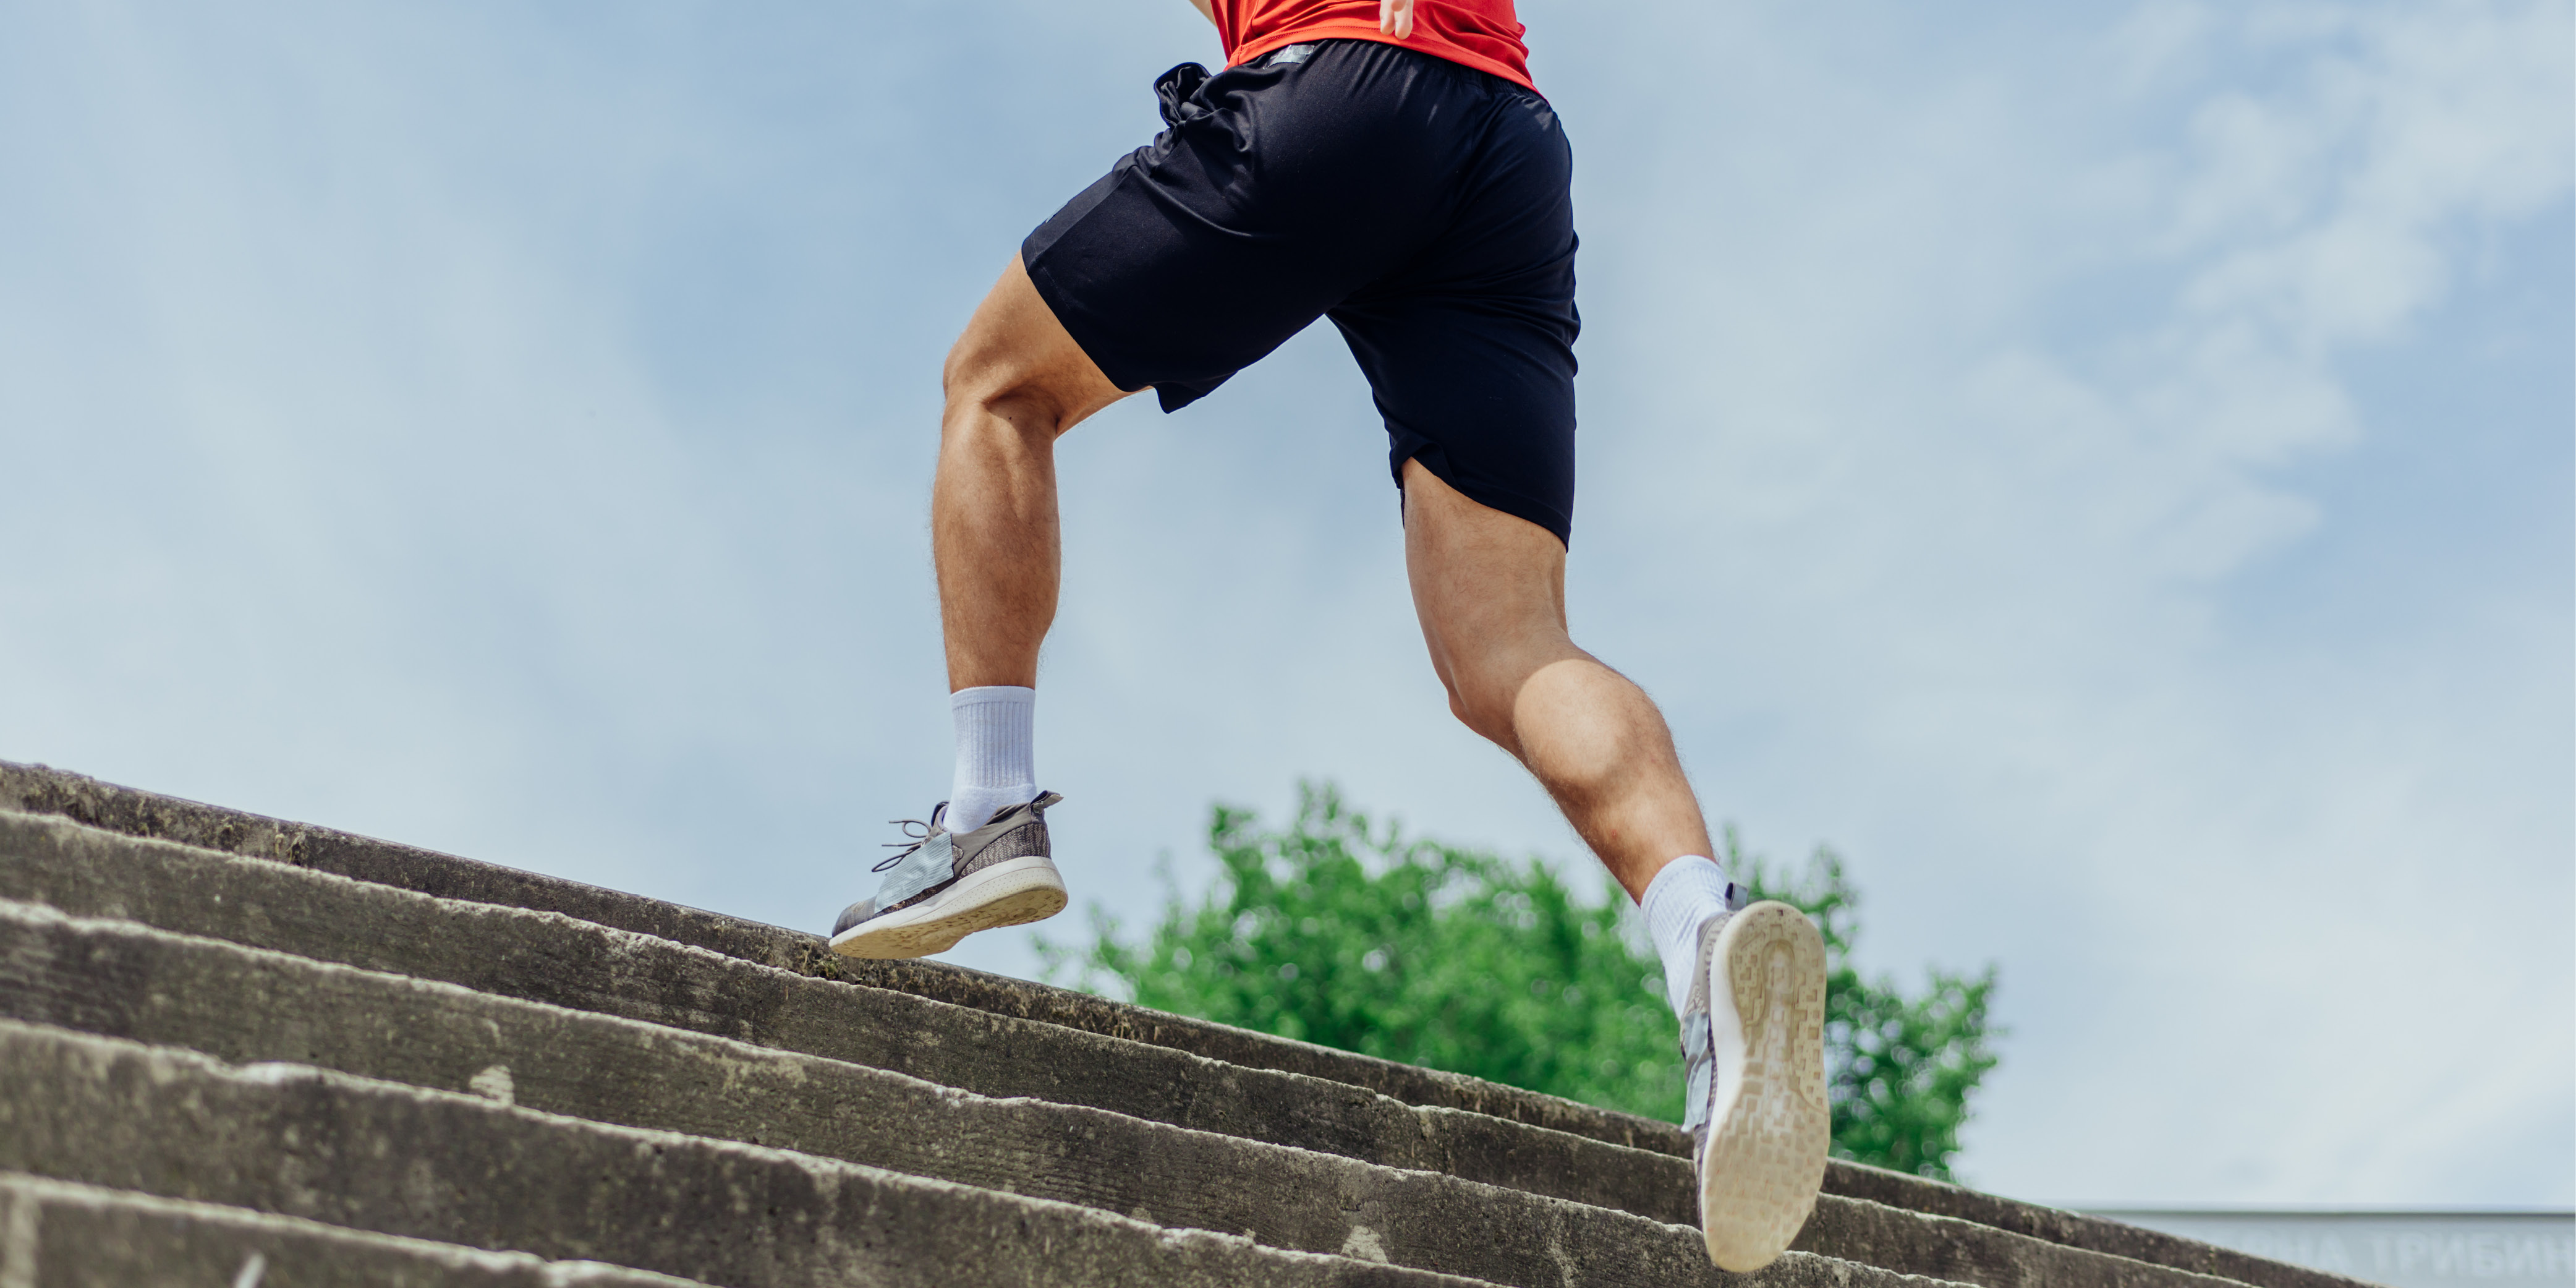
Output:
[1400, 459, 1712, 900]
[830, 260, 1120, 958]
[937, 262, 1708, 899]
[935, 257, 1131, 690]
[1406, 466, 1829, 1274]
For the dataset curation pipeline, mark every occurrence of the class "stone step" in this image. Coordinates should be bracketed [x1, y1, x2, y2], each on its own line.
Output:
[0, 1173, 708, 1287]
[0, 759, 1788, 1149]
[0, 1020, 1965, 1288]
[0, 898, 2274, 1288]
[0, 808, 1688, 1223]
[0, 764, 2368, 1288]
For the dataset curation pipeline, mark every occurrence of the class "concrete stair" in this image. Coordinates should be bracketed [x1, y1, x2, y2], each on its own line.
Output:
[0, 761, 2378, 1288]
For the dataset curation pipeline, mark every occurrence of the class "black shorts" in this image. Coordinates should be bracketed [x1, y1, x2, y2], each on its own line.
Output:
[1022, 40, 1581, 545]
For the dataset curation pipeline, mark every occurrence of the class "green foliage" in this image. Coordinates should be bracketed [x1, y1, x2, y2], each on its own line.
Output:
[1041, 783, 1685, 1116]
[1040, 782, 2000, 1180]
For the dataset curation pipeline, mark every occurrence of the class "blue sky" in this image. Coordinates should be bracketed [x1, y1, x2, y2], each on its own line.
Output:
[2, 0, 2567, 1207]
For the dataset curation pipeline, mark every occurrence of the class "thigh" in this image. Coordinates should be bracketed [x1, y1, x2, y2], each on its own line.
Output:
[1336, 289, 1578, 546]
[1401, 458, 1580, 707]
[944, 255, 1131, 434]
[1334, 83, 1579, 545]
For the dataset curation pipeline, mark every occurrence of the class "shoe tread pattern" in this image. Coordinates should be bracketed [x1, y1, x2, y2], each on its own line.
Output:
[1701, 900, 1831, 1272]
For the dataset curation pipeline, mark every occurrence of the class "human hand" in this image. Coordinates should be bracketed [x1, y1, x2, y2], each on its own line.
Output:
[1380, 0, 1414, 39]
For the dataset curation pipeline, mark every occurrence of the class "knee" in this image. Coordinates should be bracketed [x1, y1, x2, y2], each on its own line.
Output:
[941, 336, 1055, 435]
[1435, 656, 1524, 749]
[1451, 691, 1515, 749]
[1432, 632, 1597, 753]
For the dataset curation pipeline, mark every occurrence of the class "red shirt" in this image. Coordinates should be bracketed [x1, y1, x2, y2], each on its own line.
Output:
[1215, 0, 1535, 92]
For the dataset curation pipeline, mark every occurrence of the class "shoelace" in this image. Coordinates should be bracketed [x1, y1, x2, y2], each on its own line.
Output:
[872, 817, 937, 873]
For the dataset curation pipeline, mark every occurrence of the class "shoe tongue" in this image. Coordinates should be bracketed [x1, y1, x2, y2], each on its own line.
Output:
[875, 830, 957, 908]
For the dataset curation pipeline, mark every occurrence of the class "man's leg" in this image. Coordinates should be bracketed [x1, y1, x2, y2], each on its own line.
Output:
[1401, 459, 1828, 1272]
[1398, 458, 1708, 897]
[827, 256, 1126, 960]
[935, 255, 1131, 695]
[933, 254, 1131, 839]
[1399, 453, 1736, 1013]
[933, 255, 1129, 838]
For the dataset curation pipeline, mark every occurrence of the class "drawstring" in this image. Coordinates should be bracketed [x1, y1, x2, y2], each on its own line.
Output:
[1154, 62, 1212, 129]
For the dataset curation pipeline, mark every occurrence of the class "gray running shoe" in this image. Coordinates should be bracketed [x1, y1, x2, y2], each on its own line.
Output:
[828, 793, 1068, 960]
[1679, 896, 1831, 1272]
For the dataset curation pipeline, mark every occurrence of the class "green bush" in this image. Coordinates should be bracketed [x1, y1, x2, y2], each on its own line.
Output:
[1040, 782, 1999, 1180]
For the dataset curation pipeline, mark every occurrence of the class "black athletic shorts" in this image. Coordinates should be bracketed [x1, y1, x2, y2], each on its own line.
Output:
[1022, 39, 1581, 545]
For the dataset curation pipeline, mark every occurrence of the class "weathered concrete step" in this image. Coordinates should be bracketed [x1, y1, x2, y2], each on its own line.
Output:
[0, 901, 1663, 1288]
[0, 809, 1685, 1224]
[0, 759, 1695, 1153]
[1808, 1174, 2349, 1288]
[0, 1173, 707, 1287]
[0, 1021, 1970, 1288]
[0, 770, 2364, 1288]
[0, 900, 2285, 1288]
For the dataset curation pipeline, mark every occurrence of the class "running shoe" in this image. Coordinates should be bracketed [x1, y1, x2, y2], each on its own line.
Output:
[1680, 898, 1831, 1271]
[828, 793, 1068, 960]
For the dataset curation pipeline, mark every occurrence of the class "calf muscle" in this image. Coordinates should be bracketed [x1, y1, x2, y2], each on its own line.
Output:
[1401, 461, 1712, 898]
[933, 257, 1130, 691]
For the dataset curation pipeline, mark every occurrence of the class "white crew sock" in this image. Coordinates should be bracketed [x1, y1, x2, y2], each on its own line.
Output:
[946, 685, 1036, 834]
[1639, 855, 1743, 1017]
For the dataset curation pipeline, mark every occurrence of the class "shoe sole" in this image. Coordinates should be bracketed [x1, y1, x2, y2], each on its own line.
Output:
[827, 855, 1069, 960]
[1699, 900, 1831, 1273]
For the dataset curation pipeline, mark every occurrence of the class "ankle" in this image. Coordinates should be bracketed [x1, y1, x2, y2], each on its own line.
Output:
[1639, 855, 1745, 1015]
[948, 686, 1036, 833]
[947, 784, 1037, 834]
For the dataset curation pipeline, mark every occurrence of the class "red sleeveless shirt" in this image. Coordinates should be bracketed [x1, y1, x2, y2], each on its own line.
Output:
[1214, 0, 1534, 91]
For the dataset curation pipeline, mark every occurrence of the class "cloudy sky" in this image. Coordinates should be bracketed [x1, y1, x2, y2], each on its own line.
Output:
[3, 0, 2567, 1209]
